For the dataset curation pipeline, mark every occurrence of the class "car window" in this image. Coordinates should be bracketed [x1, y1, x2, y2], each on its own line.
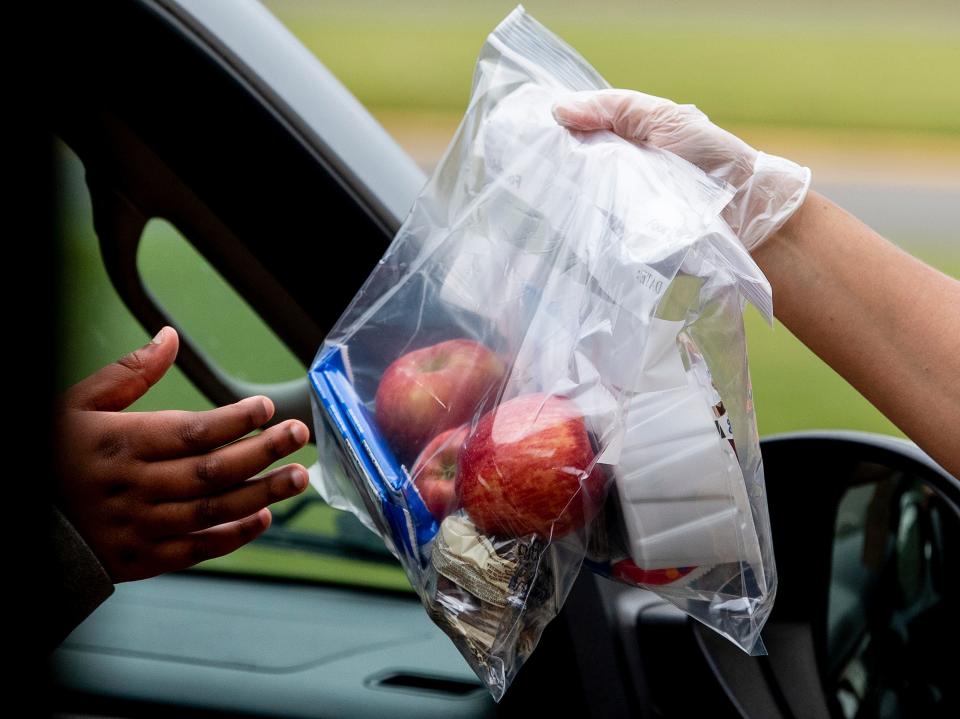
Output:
[137, 219, 305, 385]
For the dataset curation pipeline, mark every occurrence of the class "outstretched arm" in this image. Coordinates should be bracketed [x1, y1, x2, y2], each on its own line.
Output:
[753, 191, 960, 476]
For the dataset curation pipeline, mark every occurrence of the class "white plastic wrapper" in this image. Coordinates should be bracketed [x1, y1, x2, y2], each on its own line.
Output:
[308, 6, 776, 700]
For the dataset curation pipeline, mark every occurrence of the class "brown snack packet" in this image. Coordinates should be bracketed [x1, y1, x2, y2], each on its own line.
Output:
[432, 515, 516, 607]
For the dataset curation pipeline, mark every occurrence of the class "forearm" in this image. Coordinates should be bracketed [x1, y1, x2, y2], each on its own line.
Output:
[752, 190, 960, 477]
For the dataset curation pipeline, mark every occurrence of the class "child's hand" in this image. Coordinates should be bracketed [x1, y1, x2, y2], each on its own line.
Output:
[53, 327, 311, 582]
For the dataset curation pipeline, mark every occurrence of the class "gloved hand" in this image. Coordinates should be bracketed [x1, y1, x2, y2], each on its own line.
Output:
[552, 89, 811, 251]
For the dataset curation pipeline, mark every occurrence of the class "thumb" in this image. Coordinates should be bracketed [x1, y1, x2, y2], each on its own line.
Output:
[66, 326, 180, 411]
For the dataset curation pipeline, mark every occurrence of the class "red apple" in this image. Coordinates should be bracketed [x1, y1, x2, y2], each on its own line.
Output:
[611, 559, 697, 586]
[375, 339, 505, 458]
[411, 425, 469, 520]
[457, 393, 608, 539]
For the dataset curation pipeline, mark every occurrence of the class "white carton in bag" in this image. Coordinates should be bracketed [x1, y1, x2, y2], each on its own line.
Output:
[616, 318, 762, 570]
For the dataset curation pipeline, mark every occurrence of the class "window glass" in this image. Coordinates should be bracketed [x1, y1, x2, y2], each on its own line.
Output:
[138, 219, 304, 384]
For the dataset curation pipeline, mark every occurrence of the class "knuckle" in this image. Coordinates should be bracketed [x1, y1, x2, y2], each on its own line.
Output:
[264, 428, 287, 460]
[240, 514, 264, 541]
[105, 480, 132, 499]
[179, 418, 211, 451]
[651, 102, 679, 125]
[114, 533, 142, 566]
[188, 538, 216, 565]
[109, 350, 151, 402]
[194, 497, 222, 525]
[106, 499, 136, 527]
[267, 474, 290, 503]
[677, 103, 707, 125]
[107, 530, 160, 581]
[195, 455, 223, 485]
[116, 348, 146, 375]
[95, 430, 129, 460]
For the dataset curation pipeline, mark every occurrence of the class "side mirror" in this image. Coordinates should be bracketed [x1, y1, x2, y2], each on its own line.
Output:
[698, 432, 960, 718]
[825, 452, 957, 717]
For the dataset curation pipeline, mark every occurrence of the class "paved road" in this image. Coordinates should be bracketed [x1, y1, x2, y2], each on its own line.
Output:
[816, 181, 959, 247]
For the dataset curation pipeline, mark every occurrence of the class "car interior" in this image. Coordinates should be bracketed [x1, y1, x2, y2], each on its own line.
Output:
[45, 2, 960, 717]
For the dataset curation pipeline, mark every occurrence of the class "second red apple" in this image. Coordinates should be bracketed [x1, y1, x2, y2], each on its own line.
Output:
[411, 425, 469, 521]
[458, 393, 608, 539]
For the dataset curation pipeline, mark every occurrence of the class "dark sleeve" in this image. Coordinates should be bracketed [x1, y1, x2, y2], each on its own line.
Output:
[46, 505, 115, 650]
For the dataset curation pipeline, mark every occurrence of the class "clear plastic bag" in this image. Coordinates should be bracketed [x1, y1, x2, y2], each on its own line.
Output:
[308, 5, 776, 700]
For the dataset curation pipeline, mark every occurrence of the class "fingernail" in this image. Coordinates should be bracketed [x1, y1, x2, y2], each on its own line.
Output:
[255, 395, 274, 420]
[151, 327, 168, 345]
[257, 507, 273, 528]
[550, 101, 569, 124]
[551, 94, 582, 123]
[289, 422, 309, 445]
[291, 468, 308, 490]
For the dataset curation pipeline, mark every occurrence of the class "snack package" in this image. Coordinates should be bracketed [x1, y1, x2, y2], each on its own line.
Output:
[308, 6, 777, 700]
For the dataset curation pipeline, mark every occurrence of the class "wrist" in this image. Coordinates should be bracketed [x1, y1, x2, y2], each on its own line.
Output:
[749, 190, 823, 302]
[730, 152, 811, 252]
[760, 186, 817, 248]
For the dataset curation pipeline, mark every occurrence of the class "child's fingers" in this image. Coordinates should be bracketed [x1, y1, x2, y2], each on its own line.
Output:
[144, 420, 310, 500]
[143, 465, 307, 537]
[128, 395, 275, 460]
[145, 508, 272, 576]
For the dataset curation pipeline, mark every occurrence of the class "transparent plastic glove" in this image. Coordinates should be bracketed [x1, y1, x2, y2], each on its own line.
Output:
[552, 89, 811, 251]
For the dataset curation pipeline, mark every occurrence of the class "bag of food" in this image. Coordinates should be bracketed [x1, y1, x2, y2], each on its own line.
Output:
[308, 5, 776, 700]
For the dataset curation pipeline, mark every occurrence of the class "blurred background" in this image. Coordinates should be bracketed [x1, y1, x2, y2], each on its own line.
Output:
[55, 0, 959, 587]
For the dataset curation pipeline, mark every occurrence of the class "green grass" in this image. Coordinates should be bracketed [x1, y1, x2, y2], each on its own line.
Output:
[200, 540, 411, 591]
[264, 0, 960, 135]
